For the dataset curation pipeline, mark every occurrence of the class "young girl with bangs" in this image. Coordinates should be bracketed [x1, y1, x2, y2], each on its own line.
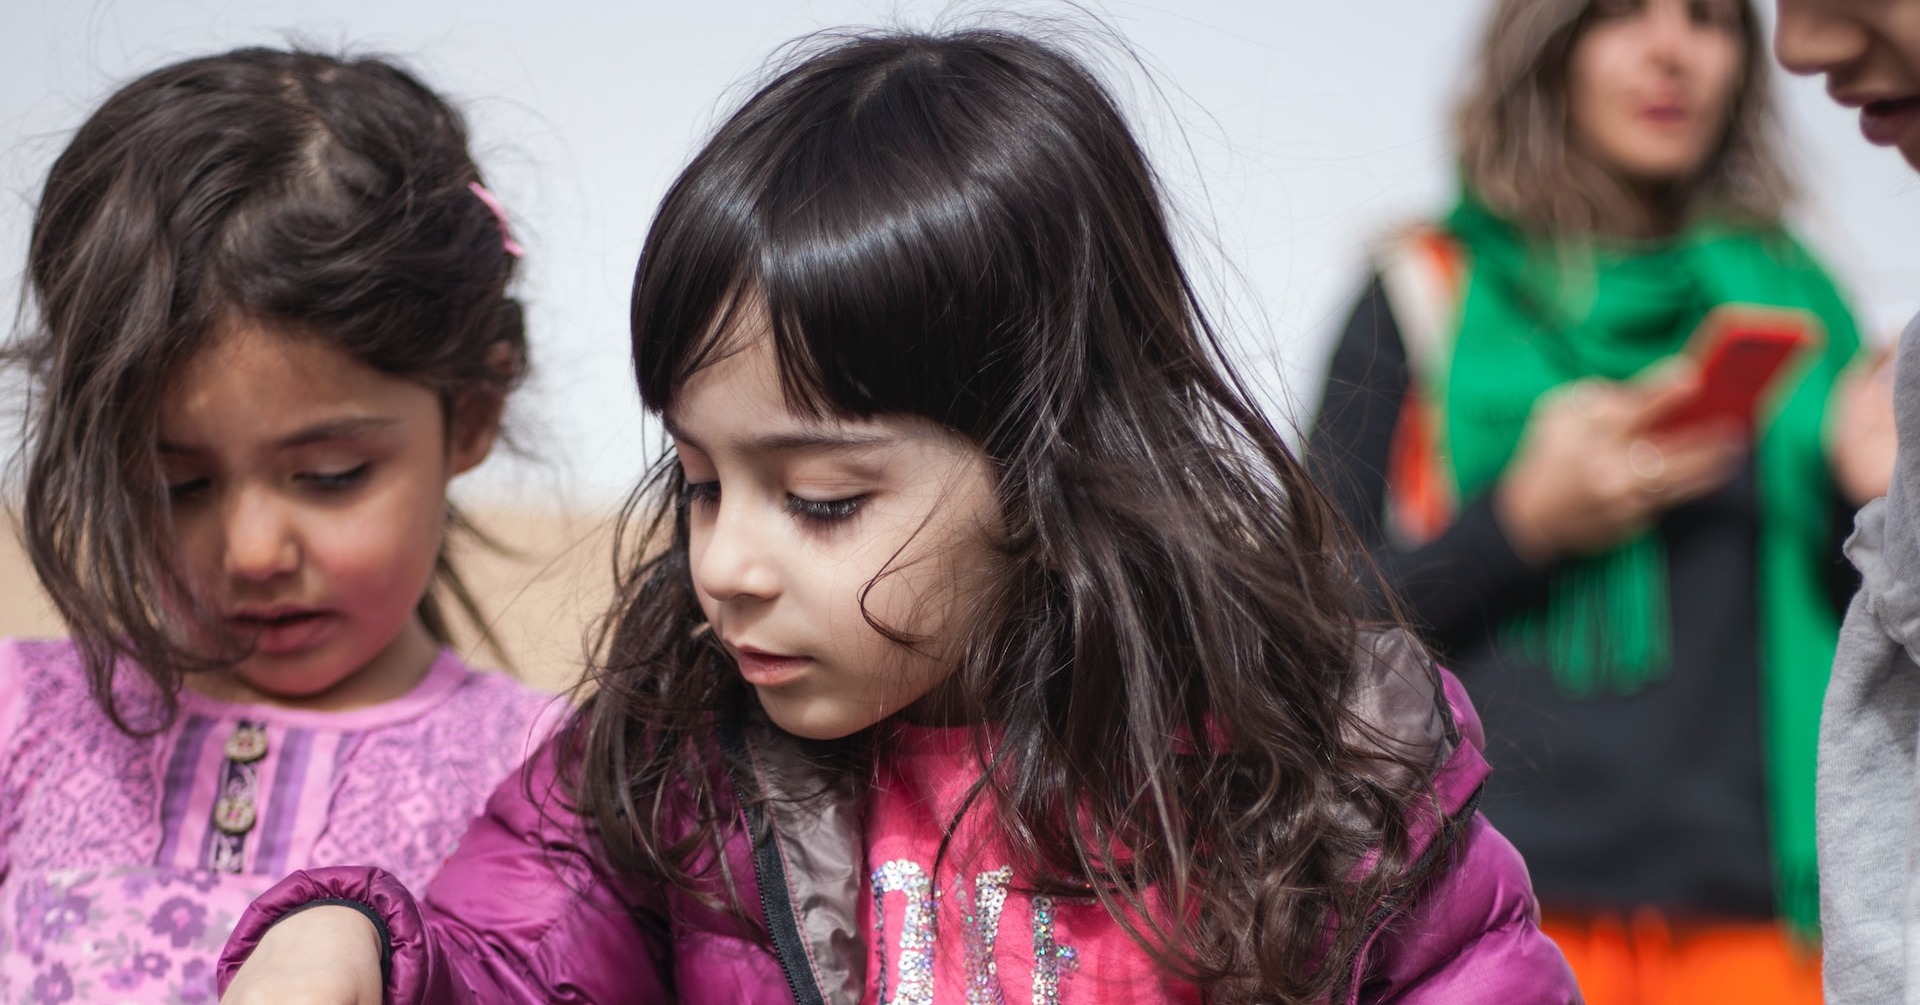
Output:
[2, 48, 558, 1002]
[218, 27, 1577, 1005]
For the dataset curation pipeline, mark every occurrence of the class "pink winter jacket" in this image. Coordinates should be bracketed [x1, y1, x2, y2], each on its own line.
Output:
[218, 632, 1579, 1003]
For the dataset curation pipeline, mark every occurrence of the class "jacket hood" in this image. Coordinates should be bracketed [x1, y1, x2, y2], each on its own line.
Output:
[1346, 627, 1484, 845]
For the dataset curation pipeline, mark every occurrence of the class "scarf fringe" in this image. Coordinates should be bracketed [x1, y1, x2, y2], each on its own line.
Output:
[1504, 535, 1672, 697]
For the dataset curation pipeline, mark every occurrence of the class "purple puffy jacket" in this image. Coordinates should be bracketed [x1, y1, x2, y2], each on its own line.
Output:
[219, 632, 1579, 1003]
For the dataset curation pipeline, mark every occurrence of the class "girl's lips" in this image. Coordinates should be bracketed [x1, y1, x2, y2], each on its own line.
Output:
[731, 648, 811, 687]
[1639, 103, 1690, 126]
[1860, 97, 1920, 147]
[229, 609, 337, 656]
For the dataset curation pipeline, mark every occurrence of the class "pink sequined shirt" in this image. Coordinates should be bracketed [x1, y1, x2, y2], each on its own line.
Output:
[861, 724, 1201, 1005]
[0, 638, 560, 1004]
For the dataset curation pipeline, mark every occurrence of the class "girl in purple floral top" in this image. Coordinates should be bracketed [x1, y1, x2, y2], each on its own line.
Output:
[0, 48, 561, 1003]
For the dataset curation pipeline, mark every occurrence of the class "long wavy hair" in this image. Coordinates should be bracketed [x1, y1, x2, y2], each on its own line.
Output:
[568, 28, 1440, 1001]
[13, 48, 528, 730]
[1457, 0, 1792, 237]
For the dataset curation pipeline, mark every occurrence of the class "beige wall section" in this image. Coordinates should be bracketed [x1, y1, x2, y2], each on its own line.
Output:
[0, 508, 617, 695]
[0, 525, 59, 643]
[440, 509, 618, 693]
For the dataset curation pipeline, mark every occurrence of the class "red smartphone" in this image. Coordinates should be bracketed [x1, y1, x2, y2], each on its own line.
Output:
[1647, 306, 1820, 435]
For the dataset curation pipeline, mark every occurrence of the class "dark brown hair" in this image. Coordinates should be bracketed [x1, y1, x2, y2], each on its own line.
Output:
[14, 48, 527, 729]
[569, 28, 1439, 1001]
[1457, 0, 1792, 236]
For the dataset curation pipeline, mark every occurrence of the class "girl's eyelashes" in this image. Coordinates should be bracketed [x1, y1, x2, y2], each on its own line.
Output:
[166, 477, 211, 503]
[679, 479, 720, 509]
[162, 464, 371, 503]
[297, 464, 371, 493]
[673, 464, 867, 528]
[786, 494, 866, 525]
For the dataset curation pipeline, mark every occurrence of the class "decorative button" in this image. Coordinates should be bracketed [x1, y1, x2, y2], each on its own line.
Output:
[224, 725, 269, 764]
[212, 796, 257, 835]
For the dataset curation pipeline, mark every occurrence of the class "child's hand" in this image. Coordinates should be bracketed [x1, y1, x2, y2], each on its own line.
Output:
[220, 905, 385, 1005]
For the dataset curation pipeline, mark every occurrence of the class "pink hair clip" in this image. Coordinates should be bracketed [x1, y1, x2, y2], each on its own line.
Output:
[468, 181, 526, 259]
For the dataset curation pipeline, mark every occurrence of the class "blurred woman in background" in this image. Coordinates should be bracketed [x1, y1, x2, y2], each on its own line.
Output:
[1308, 0, 1892, 1002]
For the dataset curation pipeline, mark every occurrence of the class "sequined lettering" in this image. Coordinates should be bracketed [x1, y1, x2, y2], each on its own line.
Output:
[1030, 894, 1080, 1004]
[873, 859, 937, 1005]
[959, 866, 1013, 1004]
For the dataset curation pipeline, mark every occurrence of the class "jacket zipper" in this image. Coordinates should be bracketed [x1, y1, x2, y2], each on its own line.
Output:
[1337, 784, 1486, 1005]
[718, 715, 831, 1005]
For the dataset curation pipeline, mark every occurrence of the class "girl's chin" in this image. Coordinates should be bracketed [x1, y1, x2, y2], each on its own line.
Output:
[753, 691, 878, 742]
[179, 665, 345, 705]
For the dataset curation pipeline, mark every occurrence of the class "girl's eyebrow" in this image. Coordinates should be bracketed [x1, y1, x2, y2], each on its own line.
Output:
[158, 416, 400, 456]
[661, 415, 892, 454]
[274, 416, 400, 448]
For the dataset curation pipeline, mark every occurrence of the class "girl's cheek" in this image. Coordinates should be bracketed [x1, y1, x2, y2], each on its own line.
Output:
[684, 531, 725, 612]
[168, 512, 225, 594]
[303, 482, 443, 600]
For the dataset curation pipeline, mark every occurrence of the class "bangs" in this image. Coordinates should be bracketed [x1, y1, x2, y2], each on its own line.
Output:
[631, 35, 1085, 442]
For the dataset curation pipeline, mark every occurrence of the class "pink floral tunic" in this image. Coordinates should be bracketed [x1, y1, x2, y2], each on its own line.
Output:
[0, 639, 561, 1004]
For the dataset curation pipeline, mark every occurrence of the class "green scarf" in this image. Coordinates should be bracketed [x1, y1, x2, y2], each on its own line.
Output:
[1436, 193, 1858, 933]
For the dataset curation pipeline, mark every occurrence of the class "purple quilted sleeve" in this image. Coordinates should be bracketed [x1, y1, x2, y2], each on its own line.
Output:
[219, 743, 676, 1003]
[1351, 668, 1582, 1004]
[1356, 815, 1582, 1004]
[216, 864, 465, 1002]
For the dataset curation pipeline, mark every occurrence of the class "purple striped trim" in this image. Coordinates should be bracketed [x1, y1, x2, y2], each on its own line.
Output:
[252, 726, 314, 877]
[333, 730, 361, 774]
[155, 714, 215, 866]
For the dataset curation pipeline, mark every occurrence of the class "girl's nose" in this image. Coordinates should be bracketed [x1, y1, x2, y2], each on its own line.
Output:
[690, 499, 781, 603]
[1774, 1, 1866, 77]
[1643, 1, 1694, 64]
[222, 489, 300, 583]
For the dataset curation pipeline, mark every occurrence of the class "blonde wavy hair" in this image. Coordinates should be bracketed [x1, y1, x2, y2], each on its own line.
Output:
[1456, 0, 1793, 237]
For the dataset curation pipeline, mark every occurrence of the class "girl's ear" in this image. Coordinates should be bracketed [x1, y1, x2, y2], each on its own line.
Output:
[448, 340, 517, 475]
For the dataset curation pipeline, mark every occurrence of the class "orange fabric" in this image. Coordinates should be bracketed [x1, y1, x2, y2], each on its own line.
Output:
[1386, 395, 1449, 544]
[1381, 228, 1467, 547]
[1540, 908, 1822, 1005]
[1413, 228, 1466, 293]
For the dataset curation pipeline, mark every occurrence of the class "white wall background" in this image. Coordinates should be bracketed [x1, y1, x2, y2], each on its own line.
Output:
[3, 0, 1915, 508]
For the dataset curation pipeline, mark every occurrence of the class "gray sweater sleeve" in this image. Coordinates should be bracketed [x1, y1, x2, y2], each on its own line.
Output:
[1821, 314, 1920, 1005]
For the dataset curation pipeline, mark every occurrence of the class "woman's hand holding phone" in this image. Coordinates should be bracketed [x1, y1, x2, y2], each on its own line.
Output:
[1496, 362, 1746, 566]
[1646, 307, 1819, 436]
